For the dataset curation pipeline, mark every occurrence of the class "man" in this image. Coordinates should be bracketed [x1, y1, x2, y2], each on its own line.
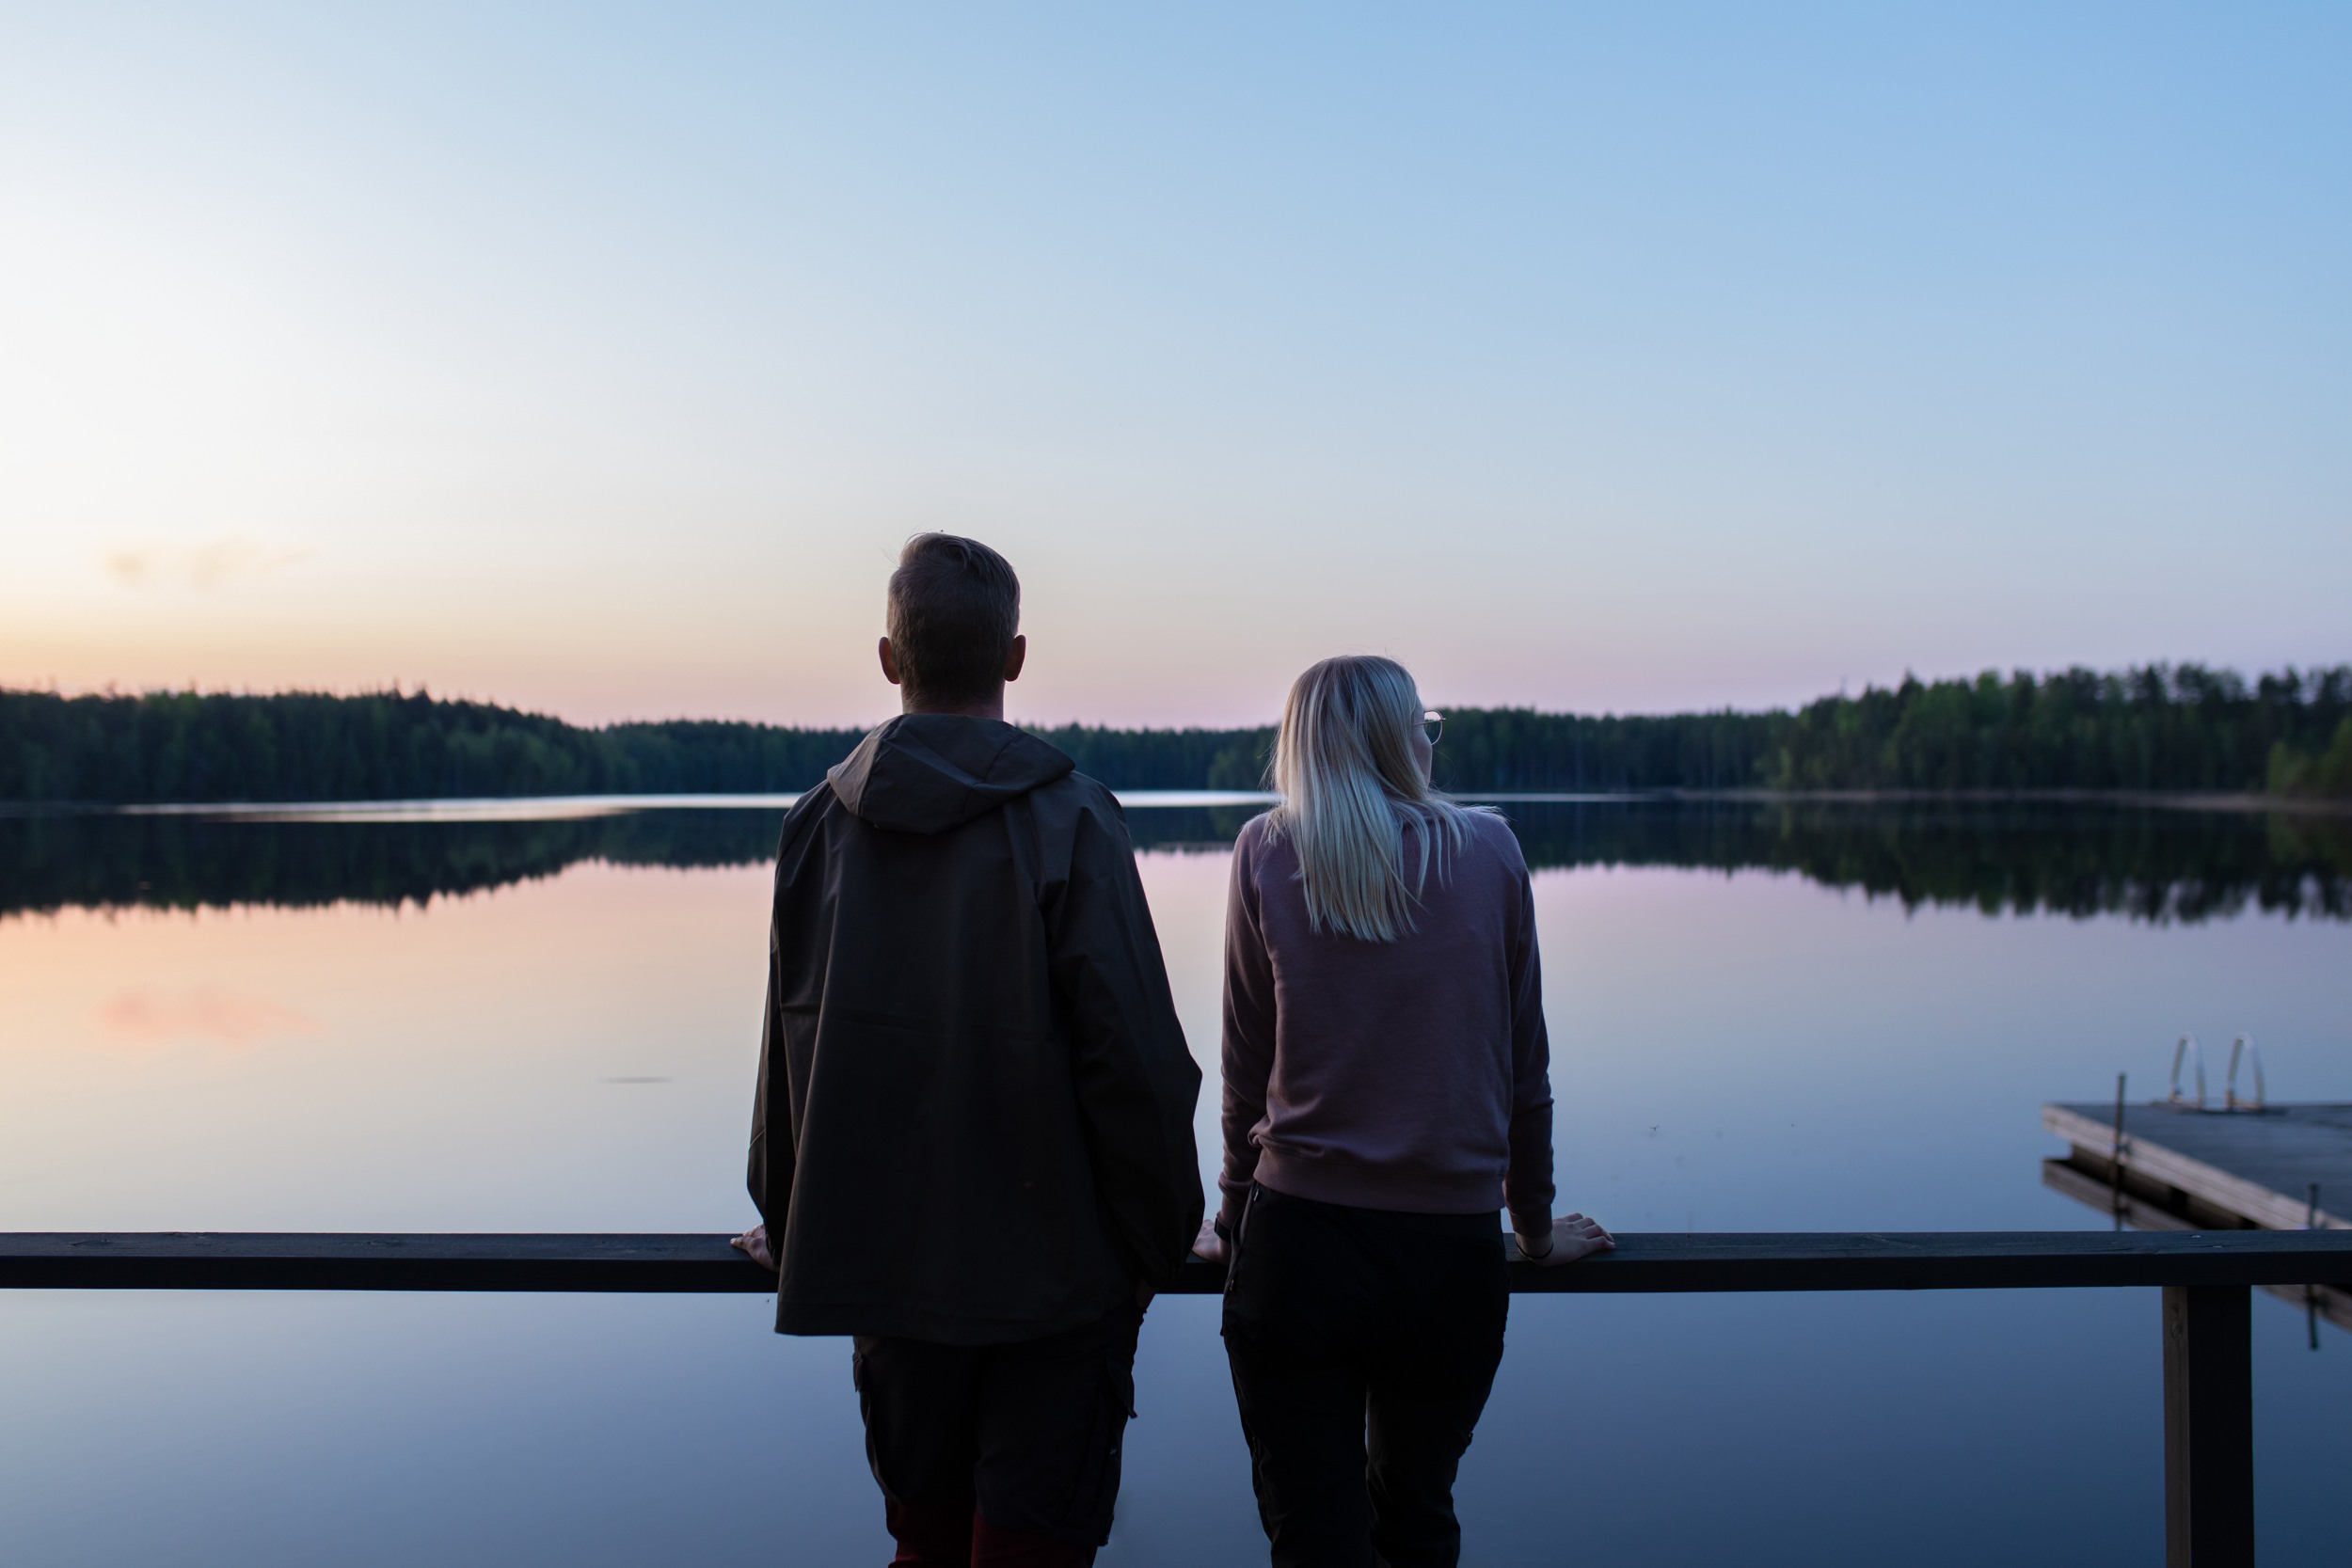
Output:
[734, 533, 1203, 1567]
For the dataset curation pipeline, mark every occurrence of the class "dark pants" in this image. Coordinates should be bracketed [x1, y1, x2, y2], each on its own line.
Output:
[1222, 1185, 1509, 1568]
[853, 1299, 1143, 1567]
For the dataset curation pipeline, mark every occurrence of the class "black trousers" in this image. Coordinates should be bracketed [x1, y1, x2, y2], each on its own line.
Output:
[853, 1299, 1143, 1561]
[1222, 1185, 1509, 1568]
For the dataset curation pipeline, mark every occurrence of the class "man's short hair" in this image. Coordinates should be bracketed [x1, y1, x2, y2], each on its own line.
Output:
[886, 534, 1022, 705]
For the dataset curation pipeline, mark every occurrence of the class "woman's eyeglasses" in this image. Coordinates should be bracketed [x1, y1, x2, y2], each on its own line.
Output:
[1421, 711, 1444, 746]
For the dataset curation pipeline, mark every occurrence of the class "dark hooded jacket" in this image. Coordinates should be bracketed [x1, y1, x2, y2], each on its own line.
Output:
[748, 713, 1204, 1343]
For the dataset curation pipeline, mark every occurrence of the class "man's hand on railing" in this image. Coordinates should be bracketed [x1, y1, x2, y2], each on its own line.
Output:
[1190, 1217, 1227, 1267]
[1515, 1213, 1614, 1266]
[730, 1224, 776, 1271]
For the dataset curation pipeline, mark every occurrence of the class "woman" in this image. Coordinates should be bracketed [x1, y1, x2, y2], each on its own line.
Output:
[1198, 655, 1610, 1568]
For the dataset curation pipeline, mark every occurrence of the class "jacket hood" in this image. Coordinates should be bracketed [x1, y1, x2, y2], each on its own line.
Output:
[826, 714, 1077, 834]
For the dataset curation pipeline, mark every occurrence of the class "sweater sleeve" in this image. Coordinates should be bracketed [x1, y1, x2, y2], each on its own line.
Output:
[1503, 862, 1557, 1236]
[1218, 823, 1278, 1234]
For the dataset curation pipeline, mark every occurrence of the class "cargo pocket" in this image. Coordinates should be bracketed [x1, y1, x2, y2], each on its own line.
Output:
[1055, 1321, 1139, 1546]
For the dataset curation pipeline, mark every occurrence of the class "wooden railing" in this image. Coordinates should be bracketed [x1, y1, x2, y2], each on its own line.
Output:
[10, 1227, 2350, 1568]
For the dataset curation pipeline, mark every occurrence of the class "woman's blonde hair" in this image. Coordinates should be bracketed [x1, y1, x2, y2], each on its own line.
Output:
[1263, 655, 1490, 942]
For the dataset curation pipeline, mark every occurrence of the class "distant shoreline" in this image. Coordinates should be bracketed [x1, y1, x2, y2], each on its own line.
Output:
[8, 671, 2348, 805]
[2, 787, 2347, 819]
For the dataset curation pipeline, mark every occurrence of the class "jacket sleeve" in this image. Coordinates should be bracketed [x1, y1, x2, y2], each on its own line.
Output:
[746, 933, 790, 1228]
[1047, 799, 1206, 1286]
[748, 797, 828, 1231]
[1503, 860, 1557, 1236]
[1218, 825, 1276, 1236]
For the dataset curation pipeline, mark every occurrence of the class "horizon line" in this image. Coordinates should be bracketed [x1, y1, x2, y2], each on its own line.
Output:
[7, 658, 2348, 735]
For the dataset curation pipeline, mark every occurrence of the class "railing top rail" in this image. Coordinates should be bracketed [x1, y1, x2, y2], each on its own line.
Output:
[6, 1229, 2350, 1296]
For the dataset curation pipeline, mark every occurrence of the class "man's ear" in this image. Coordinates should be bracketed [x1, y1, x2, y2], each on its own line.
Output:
[1002, 634, 1026, 684]
[879, 636, 903, 687]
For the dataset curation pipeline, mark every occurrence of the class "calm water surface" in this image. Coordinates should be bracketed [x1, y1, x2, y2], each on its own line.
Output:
[1, 801, 2347, 1566]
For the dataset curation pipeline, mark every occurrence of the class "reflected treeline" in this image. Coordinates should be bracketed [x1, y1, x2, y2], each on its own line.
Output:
[0, 810, 786, 919]
[1494, 800, 2352, 923]
[3, 800, 2346, 924]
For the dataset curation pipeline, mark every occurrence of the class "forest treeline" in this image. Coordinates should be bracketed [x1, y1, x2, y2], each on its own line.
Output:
[0, 689, 868, 804]
[3, 664, 2348, 804]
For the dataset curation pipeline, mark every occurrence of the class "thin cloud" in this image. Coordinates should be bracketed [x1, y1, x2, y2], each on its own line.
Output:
[103, 536, 311, 589]
[102, 548, 154, 585]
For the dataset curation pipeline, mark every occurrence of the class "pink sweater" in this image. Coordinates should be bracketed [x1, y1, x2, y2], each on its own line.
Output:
[1219, 809, 1556, 1237]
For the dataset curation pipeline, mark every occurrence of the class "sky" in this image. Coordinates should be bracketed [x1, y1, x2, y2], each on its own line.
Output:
[2, 4, 2346, 729]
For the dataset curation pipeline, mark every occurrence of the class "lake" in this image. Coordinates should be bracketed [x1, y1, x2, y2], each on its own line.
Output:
[2, 799, 2347, 1566]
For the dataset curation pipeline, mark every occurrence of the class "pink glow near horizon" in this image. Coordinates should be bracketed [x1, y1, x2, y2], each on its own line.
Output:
[4, 10, 2346, 727]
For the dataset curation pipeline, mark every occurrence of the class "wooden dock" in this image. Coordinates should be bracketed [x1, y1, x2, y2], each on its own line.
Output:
[2043, 1100, 2351, 1332]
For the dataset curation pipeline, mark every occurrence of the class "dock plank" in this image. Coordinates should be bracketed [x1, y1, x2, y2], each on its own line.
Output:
[2045, 1102, 2352, 1231]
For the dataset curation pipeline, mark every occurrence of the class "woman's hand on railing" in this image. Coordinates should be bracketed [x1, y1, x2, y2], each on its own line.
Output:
[1515, 1213, 1614, 1266]
[730, 1223, 776, 1271]
[1190, 1217, 1228, 1267]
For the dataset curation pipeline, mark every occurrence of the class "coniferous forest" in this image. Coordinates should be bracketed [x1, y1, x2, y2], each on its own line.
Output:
[2, 664, 2347, 806]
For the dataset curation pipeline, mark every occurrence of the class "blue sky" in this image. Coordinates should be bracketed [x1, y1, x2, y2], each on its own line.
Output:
[2, 4, 2345, 726]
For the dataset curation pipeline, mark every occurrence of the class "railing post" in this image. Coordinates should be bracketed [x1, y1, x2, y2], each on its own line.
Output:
[2163, 1285, 2254, 1568]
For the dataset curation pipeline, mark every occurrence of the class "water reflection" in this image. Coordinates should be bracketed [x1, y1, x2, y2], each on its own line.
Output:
[5, 799, 2346, 922]
[7, 815, 2352, 1565]
[0, 808, 779, 917]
